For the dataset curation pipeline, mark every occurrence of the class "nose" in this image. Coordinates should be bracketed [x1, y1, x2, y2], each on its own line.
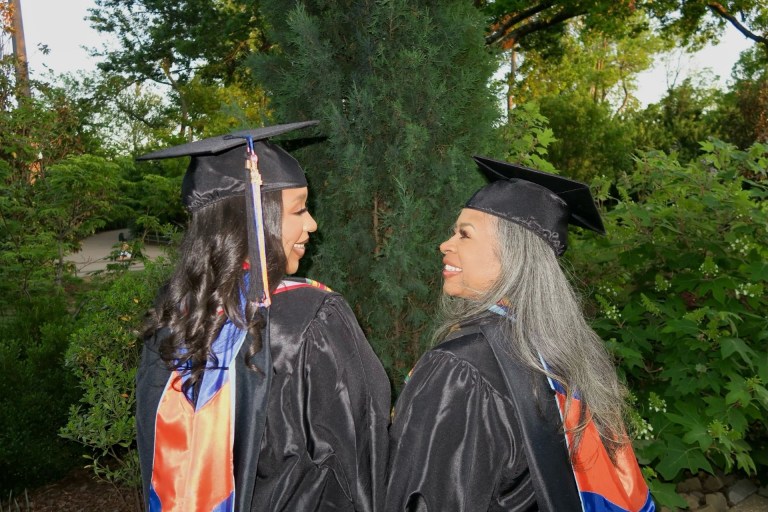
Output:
[439, 239, 451, 255]
[304, 211, 318, 233]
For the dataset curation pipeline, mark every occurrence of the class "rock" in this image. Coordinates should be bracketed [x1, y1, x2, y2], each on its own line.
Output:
[727, 479, 758, 505]
[678, 476, 704, 493]
[702, 474, 724, 493]
[758, 485, 768, 498]
[722, 473, 737, 487]
[691, 491, 704, 501]
[682, 493, 701, 510]
[697, 505, 716, 512]
[704, 492, 728, 512]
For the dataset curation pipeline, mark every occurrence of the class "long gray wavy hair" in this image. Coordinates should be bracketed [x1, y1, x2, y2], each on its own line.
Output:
[434, 215, 628, 459]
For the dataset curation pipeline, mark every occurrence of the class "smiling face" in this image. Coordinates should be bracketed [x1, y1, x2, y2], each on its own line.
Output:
[281, 187, 317, 274]
[439, 208, 502, 299]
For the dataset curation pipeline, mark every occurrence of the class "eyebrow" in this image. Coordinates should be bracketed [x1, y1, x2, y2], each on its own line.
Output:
[455, 222, 475, 231]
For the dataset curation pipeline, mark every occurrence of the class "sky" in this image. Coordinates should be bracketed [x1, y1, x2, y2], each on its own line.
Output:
[21, 0, 107, 78]
[19, 0, 756, 107]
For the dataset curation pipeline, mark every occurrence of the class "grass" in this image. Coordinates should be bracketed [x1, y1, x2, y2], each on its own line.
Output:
[3, 490, 30, 512]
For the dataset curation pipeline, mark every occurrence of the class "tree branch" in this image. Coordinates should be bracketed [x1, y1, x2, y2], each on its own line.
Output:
[707, 2, 768, 48]
[485, 0, 556, 46]
[497, 7, 587, 48]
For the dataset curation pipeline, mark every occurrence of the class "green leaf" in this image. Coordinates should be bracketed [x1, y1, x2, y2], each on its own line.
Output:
[682, 424, 713, 451]
[712, 284, 727, 305]
[661, 319, 700, 336]
[720, 337, 756, 367]
[754, 385, 768, 407]
[648, 479, 687, 508]
[745, 260, 768, 281]
[655, 441, 714, 480]
[725, 387, 752, 407]
[735, 451, 757, 474]
[666, 411, 701, 430]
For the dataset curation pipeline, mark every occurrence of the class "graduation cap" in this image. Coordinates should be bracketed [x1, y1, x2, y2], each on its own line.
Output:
[137, 120, 320, 307]
[466, 156, 605, 256]
[138, 120, 320, 211]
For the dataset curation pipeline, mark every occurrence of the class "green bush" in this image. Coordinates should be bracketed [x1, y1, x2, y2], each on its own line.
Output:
[570, 139, 768, 505]
[61, 260, 172, 489]
[0, 298, 82, 493]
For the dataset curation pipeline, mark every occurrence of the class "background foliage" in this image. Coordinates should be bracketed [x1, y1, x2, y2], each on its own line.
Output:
[0, 296, 81, 492]
[570, 141, 768, 504]
[60, 261, 172, 501]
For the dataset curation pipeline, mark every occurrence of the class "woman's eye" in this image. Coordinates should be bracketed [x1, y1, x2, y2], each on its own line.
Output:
[459, 229, 469, 239]
[295, 207, 308, 215]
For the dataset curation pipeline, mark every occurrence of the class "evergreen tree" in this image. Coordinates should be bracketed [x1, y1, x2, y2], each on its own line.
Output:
[251, 0, 502, 385]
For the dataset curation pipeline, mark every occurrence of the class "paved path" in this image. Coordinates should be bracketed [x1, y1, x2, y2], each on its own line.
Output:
[729, 494, 768, 511]
[65, 229, 169, 276]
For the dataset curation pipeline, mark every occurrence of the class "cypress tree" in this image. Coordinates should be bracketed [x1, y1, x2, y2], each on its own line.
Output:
[251, 0, 502, 386]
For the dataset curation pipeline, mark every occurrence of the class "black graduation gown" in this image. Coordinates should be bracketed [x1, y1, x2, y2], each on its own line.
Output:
[136, 282, 391, 512]
[386, 315, 580, 512]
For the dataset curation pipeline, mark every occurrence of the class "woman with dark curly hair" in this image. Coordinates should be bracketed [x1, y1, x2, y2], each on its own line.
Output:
[135, 122, 390, 512]
[386, 157, 653, 512]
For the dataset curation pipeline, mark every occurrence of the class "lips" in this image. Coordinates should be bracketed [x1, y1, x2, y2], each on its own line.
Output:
[293, 239, 309, 256]
[442, 261, 462, 278]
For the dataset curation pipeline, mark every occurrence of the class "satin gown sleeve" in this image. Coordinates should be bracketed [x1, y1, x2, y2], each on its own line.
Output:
[386, 342, 537, 512]
[253, 293, 391, 512]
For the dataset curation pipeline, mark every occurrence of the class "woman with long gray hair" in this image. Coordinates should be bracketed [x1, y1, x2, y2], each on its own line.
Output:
[386, 157, 654, 512]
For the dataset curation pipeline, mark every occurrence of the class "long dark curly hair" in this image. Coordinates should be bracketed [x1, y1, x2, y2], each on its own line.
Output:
[143, 192, 286, 398]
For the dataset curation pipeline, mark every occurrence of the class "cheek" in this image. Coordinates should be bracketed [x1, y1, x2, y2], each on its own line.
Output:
[471, 250, 501, 287]
[281, 218, 300, 246]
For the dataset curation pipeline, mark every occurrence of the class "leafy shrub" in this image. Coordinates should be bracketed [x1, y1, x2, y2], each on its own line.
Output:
[61, 260, 172, 490]
[502, 101, 557, 173]
[570, 140, 768, 505]
[0, 298, 82, 493]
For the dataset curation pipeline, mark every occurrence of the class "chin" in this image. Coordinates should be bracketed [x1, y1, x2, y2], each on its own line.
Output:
[442, 284, 461, 298]
[442, 285, 476, 300]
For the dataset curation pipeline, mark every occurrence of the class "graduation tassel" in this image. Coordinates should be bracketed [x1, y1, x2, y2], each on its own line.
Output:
[244, 137, 271, 308]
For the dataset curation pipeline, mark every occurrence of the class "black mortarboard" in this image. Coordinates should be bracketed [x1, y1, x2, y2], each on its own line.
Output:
[466, 156, 605, 256]
[137, 120, 319, 211]
[137, 120, 320, 308]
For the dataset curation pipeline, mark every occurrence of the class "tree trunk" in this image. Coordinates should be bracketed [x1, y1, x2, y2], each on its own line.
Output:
[507, 48, 517, 115]
[55, 236, 64, 288]
[10, 0, 31, 98]
[756, 79, 768, 144]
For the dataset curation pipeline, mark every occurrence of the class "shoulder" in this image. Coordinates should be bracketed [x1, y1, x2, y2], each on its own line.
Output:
[269, 278, 344, 328]
[392, 324, 519, 443]
[271, 279, 388, 395]
[272, 277, 342, 309]
[421, 322, 509, 394]
[404, 338, 507, 400]
[268, 277, 367, 352]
